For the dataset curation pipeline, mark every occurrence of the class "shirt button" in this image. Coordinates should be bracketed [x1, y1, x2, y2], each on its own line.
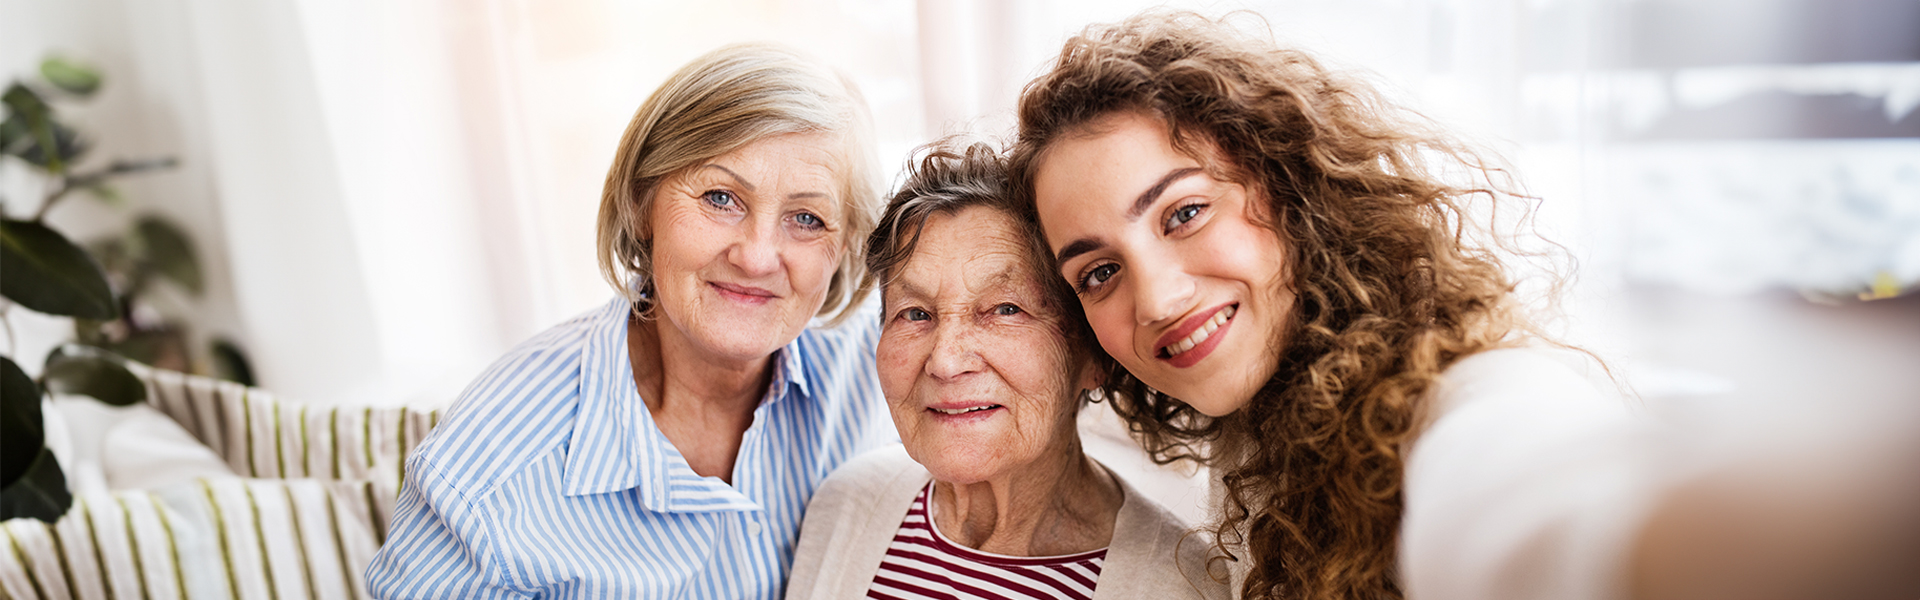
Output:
[747, 520, 764, 536]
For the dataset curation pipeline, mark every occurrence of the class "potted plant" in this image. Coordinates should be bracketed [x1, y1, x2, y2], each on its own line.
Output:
[1, 56, 251, 522]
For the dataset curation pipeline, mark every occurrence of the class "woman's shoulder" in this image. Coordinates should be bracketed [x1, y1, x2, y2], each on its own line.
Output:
[803, 444, 927, 539]
[410, 300, 621, 495]
[1428, 346, 1617, 417]
[813, 444, 925, 501]
[787, 444, 927, 600]
[1102, 466, 1233, 600]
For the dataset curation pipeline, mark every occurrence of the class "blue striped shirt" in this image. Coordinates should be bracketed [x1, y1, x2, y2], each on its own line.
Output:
[366, 295, 895, 599]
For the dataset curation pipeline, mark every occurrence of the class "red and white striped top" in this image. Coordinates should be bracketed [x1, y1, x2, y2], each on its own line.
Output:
[866, 483, 1107, 600]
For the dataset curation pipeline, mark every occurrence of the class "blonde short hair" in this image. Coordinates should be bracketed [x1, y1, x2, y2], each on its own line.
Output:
[596, 43, 878, 324]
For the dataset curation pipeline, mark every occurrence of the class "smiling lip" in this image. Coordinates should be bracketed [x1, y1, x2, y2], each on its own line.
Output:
[1154, 303, 1237, 369]
[925, 401, 1004, 422]
[710, 282, 777, 304]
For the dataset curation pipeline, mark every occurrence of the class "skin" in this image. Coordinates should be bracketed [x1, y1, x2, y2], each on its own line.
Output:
[627, 131, 846, 482]
[1033, 111, 1294, 416]
[877, 206, 1123, 556]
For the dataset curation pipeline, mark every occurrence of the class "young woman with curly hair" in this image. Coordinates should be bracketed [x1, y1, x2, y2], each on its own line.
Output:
[1007, 12, 1653, 600]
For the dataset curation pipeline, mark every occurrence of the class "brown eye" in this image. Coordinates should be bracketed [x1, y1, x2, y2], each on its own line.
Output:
[1077, 263, 1119, 294]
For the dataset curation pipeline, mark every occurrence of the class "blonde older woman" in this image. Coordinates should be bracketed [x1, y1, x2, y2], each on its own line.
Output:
[367, 44, 895, 599]
[784, 142, 1225, 600]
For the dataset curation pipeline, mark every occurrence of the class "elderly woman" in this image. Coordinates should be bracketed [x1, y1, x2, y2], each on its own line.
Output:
[783, 142, 1225, 600]
[366, 44, 895, 598]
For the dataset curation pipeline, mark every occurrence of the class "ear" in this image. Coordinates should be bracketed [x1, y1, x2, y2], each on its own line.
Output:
[1072, 353, 1107, 392]
[633, 181, 658, 245]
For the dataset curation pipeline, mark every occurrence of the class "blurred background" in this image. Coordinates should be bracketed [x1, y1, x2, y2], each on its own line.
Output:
[3, 0, 1915, 414]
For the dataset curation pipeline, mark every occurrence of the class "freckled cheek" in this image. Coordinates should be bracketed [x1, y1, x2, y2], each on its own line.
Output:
[875, 337, 922, 404]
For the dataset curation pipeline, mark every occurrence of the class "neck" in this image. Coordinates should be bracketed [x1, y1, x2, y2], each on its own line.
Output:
[930, 437, 1124, 557]
[628, 313, 773, 415]
[626, 313, 774, 482]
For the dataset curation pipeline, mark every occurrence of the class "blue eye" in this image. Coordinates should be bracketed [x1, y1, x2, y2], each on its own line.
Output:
[904, 308, 931, 321]
[793, 212, 824, 229]
[994, 304, 1021, 316]
[1164, 204, 1203, 231]
[702, 190, 738, 209]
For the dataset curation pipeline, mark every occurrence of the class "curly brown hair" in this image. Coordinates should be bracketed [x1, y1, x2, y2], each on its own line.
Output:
[1009, 11, 1542, 600]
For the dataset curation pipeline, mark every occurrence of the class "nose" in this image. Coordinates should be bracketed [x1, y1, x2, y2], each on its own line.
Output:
[925, 318, 983, 381]
[727, 218, 781, 278]
[1131, 256, 1195, 327]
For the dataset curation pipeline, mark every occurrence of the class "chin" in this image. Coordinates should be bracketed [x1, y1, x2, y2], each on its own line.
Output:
[676, 322, 774, 358]
[910, 444, 1009, 485]
[707, 315, 807, 350]
[1185, 396, 1245, 417]
[1135, 373, 1248, 417]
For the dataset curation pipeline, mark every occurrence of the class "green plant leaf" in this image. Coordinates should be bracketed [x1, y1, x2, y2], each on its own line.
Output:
[0, 446, 72, 523]
[0, 218, 119, 319]
[0, 114, 23, 155]
[11, 119, 87, 171]
[1, 355, 46, 488]
[2, 83, 87, 172]
[133, 216, 202, 295]
[2, 82, 50, 118]
[40, 57, 102, 98]
[42, 345, 146, 406]
[211, 338, 255, 386]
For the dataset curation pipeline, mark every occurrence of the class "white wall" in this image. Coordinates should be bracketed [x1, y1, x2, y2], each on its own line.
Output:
[2, 0, 524, 406]
[2, 0, 254, 385]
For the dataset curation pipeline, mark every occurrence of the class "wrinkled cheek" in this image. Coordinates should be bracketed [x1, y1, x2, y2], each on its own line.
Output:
[788, 244, 842, 299]
[875, 341, 917, 397]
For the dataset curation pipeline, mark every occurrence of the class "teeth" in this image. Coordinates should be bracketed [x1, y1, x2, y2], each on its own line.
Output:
[1166, 305, 1236, 357]
[933, 406, 998, 415]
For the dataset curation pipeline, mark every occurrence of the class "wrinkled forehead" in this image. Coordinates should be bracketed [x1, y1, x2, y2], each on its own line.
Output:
[884, 207, 1053, 304]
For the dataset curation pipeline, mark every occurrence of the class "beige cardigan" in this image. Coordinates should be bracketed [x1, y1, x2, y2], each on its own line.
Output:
[785, 444, 1230, 599]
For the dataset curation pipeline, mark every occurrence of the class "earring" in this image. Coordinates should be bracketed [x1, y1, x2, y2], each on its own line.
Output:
[1083, 387, 1107, 404]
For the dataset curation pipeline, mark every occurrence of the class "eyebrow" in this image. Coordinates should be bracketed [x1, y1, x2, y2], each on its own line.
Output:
[886, 260, 1023, 308]
[700, 164, 756, 192]
[701, 164, 831, 202]
[1054, 167, 1205, 264]
[1128, 167, 1204, 220]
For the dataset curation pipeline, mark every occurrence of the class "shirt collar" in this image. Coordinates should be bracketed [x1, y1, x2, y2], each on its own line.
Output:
[560, 295, 818, 504]
[768, 327, 813, 402]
